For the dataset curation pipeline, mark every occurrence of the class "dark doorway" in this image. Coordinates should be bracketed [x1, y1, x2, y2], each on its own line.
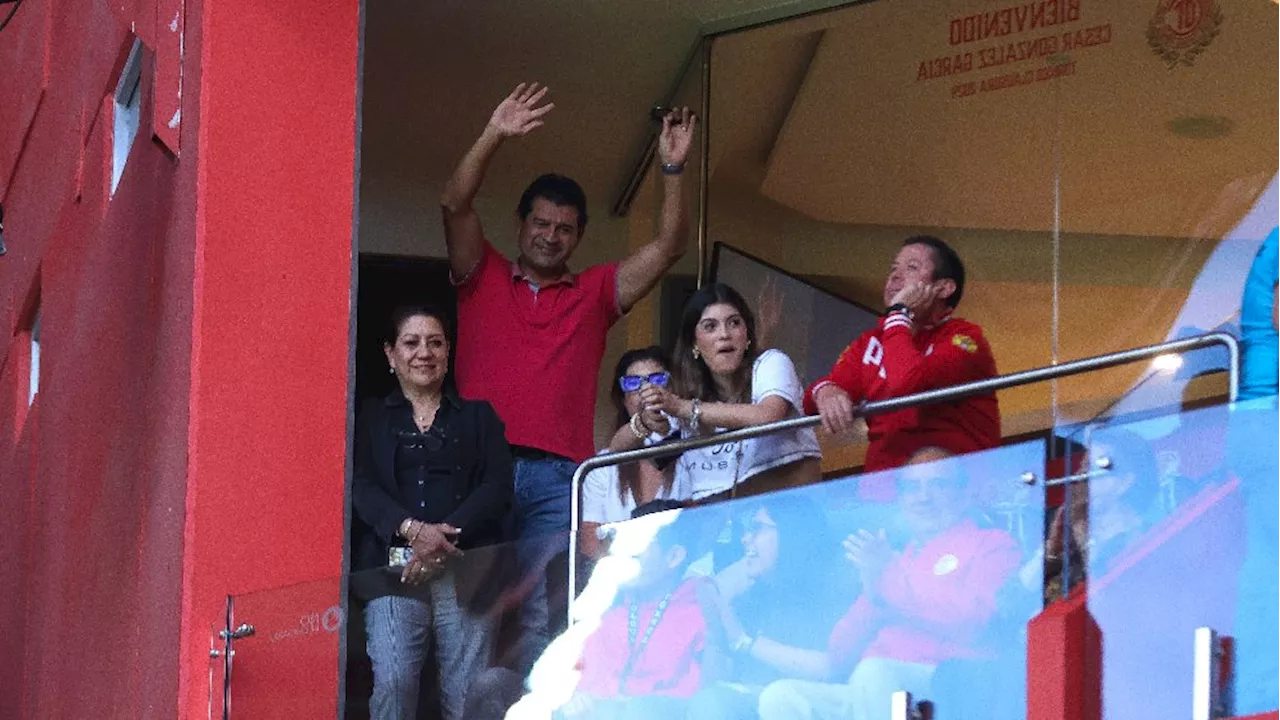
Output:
[354, 253, 456, 405]
[348, 252, 457, 720]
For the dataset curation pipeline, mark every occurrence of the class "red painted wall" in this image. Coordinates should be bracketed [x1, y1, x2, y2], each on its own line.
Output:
[0, 0, 360, 717]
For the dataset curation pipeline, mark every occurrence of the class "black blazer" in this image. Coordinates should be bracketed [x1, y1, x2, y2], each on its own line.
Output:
[350, 389, 513, 573]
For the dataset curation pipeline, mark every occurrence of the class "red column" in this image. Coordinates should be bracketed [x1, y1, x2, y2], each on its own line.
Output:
[1027, 600, 1103, 720]
[178, 0, 360, 716]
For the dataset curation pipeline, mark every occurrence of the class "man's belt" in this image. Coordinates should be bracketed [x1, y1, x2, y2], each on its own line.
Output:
[509, 445, 572, 464]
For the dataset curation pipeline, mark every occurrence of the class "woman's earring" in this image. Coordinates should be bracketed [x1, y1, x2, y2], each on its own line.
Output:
[389, 366, 395, 375]
[692, 348, 701, 360]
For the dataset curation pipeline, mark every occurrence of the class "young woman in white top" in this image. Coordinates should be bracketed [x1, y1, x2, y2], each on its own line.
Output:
[579, 346, 692, 558]
[640, 282, 822, 502]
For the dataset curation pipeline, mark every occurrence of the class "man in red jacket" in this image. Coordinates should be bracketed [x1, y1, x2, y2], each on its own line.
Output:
[804, 236, 999, 498]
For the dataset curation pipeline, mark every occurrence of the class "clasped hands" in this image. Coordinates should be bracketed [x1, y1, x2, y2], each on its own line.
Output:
[843, 528, 895, 597]
[401, 522, 463, 585]
[635, 385, 690, 434]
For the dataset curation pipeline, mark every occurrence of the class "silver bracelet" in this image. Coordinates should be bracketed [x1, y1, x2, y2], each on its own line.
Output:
[688, 398, 701, 432]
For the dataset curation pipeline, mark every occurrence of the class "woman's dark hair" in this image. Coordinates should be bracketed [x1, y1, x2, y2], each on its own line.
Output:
[672, 282, 759, 402]
[610, 346, 674, 508]
[649, 509, 717, 573]
[734, 494, 839, 629]
[1089, 426, 1161, 515]
[610, 346, 672, 429]
[385, 304, 453, 347]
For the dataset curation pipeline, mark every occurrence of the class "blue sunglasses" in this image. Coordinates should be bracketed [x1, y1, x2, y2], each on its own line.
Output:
[619, 371, 671, 393]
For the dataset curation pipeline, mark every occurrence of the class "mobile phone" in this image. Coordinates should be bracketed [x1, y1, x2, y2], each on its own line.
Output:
[650, 105, 694, 125]
[389, 546, 414, 567]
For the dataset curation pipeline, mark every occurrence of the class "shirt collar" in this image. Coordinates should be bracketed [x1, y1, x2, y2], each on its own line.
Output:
[922, 310, 953, 331]
[385, 386, 462, 409]
[511, 257, 576, 288]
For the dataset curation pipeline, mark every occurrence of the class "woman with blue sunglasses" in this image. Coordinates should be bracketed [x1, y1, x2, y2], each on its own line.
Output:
[579, 346, 692, 558]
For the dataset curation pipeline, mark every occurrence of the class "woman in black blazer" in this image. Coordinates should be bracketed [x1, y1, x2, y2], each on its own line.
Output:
[352, 304, 513, 720]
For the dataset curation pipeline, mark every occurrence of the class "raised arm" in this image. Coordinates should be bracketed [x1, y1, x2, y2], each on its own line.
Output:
[440, 83, 554, 281]
[616, 107, 697, 312]
[878, 283, 995, 397]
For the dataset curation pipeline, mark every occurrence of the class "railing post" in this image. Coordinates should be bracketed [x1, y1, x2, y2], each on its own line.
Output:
[890, 691, 913, 720]
[1194, 626, 1234, 720]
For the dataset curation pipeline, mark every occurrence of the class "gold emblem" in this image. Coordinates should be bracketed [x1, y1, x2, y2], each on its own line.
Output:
[934, 554, 959, 576]
[951, 334, 978, 354]
[1147, 0, 1224, 69]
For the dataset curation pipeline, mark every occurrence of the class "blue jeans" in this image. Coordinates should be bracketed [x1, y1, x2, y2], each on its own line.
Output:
[364, 574, 495, 720]
[1228, 398, 1279, 715]
[512, 456, 576, 672]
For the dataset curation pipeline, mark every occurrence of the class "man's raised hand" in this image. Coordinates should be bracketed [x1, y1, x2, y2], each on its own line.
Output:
[658, 106, 697, 169]
[488, 83, 555, 138]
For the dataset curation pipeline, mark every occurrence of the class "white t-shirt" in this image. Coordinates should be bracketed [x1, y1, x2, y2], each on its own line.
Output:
[675, 349, 822, 500]
[581, 448, 693, 525]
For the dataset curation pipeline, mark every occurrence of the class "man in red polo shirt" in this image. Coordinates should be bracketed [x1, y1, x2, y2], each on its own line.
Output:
[440, 82, 697, 669]
[804, 236, 1000, 500]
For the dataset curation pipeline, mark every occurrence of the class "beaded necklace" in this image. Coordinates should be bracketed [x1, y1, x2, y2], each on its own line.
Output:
[617, 590, 674, 694]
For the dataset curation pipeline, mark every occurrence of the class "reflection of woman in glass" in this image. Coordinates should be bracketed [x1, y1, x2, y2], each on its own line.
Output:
[580, 347, 691, 558]
[351, 305, 513, 720]
[1032, 428, 1160, 602]
[639, 283, 821, 501]
[688, 495, 849, 719]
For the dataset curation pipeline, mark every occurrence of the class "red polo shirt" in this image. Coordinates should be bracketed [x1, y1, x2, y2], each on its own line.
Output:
[454, 240, 621, 462]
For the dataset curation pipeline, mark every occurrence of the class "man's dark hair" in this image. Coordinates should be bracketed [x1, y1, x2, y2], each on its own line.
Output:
[645, 509, 715, 572]
[904, 235, 965, 308]
[516, 173, 588, 232]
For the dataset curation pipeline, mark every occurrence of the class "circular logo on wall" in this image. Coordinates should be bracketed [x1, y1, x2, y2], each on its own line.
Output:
[321, 605, 345, 633]
[1147, 0, 1224, 69]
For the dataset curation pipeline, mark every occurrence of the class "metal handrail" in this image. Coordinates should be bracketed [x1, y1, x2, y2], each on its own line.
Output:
[566, 331, 1239, 620]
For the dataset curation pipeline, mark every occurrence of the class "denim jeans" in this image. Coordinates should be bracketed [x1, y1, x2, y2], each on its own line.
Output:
[511, 456, 577, 672]
[1228, 398, 1279, 715]
[364, 573, 495, 720]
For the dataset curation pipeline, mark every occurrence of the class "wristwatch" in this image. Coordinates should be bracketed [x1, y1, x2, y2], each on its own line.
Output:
[884, 303, 912, 319]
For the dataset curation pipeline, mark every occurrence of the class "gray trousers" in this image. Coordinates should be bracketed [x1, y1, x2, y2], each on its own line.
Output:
[364, 573, 495, 720]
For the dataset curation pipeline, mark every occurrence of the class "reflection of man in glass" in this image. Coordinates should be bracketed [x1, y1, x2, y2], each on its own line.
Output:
[756, 447, 1020, 720]
[557, 511, 716, 719]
